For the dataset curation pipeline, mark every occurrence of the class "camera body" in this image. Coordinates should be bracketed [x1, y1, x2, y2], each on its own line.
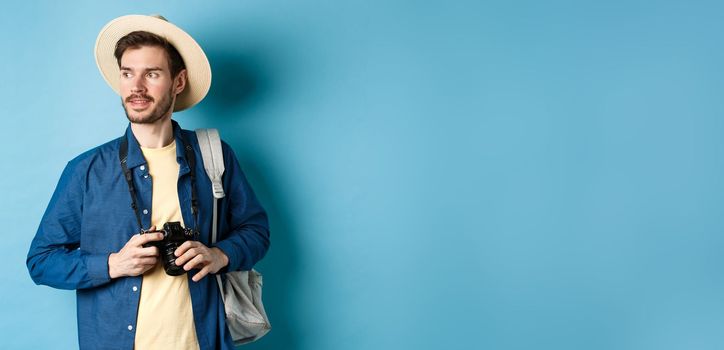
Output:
[142, 221, 197, 276]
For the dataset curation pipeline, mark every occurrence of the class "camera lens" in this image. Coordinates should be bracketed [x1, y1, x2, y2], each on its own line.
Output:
[162, 242, 186, 276]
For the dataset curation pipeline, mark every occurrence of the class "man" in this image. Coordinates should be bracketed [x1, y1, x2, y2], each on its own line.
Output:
[26, 15, 270, 350]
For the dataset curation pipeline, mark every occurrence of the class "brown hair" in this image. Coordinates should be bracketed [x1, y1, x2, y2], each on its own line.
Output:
[114, 31, 186, 78]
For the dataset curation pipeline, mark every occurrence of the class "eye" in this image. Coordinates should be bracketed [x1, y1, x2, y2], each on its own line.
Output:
[121, 72, 132, 78]
[147, 72, 159, 78]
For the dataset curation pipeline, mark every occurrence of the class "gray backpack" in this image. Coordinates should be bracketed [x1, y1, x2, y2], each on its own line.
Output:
[196, 128, 271, 345]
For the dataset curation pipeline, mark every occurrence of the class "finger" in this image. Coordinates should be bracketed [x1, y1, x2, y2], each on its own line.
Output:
[174, 241, 200, 258]
[183, 254, 207, 271]
[136, 263, 157, 275]
[128, 258, 157, 273]
[136, 232, 164, 246]
[192, 266, 212, 282]
[175, 247, 201, 266]
[136, 257, 157, 266]
[138, 246, 160, 257]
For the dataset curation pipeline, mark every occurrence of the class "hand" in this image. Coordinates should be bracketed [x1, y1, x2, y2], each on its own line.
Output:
[108, 226, 163, 279]
[173, 241, 229, 282]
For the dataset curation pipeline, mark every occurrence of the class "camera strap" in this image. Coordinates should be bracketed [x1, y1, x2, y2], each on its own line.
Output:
[119, 131, 199, 233]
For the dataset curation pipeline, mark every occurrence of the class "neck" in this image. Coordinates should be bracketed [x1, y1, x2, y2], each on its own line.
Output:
[130, 116, 175, 148]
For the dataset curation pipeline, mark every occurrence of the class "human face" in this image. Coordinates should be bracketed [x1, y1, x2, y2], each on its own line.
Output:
[119, 46, 186, 124]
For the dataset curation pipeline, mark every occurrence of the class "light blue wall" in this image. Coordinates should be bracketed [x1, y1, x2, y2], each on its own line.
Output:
[3, 1, 724, 349]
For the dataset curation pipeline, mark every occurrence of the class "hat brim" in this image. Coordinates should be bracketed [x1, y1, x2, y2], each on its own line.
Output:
[95, 15, 211, 112]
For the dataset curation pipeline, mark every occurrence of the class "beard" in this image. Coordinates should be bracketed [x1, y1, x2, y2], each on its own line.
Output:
[122, 86, 175, 124]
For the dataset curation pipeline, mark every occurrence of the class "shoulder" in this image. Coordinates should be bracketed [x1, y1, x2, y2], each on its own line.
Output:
[183, 127, 240, 162]
[63, 137, 122, 179]
[220, 138, 237, 159]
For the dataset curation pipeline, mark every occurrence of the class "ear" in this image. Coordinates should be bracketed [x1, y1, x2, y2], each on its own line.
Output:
[174, 69, 188, 95]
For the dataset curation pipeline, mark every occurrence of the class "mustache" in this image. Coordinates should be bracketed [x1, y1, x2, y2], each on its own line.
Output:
[125, 94, 154, 103]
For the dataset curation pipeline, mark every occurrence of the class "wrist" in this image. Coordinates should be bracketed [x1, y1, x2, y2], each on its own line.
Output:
[108, 253, 119, 279]
[212, 247, 229, 268]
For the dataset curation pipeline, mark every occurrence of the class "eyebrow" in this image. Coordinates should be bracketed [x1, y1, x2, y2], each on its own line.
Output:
[120, 66, 164, 72]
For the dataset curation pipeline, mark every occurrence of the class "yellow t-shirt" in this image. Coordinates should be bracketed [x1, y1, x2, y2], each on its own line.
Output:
[135, 141, 200, 350]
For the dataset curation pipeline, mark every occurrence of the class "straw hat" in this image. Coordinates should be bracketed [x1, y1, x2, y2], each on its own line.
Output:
[94, 14, 211, 112]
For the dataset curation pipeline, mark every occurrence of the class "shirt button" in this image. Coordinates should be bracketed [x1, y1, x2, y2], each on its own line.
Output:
[143, 175, 149, 179]
[128, 325, 133, 331]
[142, 209, 149, 215]
[140, 165, 145, 171]
[132, 286, 138, 292]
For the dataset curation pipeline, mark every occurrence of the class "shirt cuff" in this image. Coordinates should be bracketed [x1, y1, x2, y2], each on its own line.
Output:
[213, 240, 241, 273]
[85, 252, 112, 284]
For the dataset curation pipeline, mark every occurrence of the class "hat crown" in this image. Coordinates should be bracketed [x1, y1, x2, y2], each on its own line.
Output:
[149, 14, 168, 22]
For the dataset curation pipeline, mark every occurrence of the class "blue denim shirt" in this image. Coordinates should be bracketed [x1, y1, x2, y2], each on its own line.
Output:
[27, 120, 270, 350]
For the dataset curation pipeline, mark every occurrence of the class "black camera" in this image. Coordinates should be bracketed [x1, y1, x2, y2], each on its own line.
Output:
[142, 221, 197, 276]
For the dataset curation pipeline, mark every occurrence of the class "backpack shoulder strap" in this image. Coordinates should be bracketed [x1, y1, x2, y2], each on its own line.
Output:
[195, 129, 225, 247]
[196, 128, 226, 200]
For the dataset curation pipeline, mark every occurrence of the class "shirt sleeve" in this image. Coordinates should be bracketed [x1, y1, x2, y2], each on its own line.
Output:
[26, 159, 112, 290]
[213, 142, 271, 272]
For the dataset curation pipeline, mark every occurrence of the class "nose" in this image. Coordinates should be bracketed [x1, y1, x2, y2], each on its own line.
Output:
[130, 75, 146, 94]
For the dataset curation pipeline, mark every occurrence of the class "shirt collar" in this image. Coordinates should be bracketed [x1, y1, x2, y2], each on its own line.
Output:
[122, 119, 190, 173]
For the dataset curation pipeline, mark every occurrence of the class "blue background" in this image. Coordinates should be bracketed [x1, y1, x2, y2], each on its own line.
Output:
[2, 1, 724, 349]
